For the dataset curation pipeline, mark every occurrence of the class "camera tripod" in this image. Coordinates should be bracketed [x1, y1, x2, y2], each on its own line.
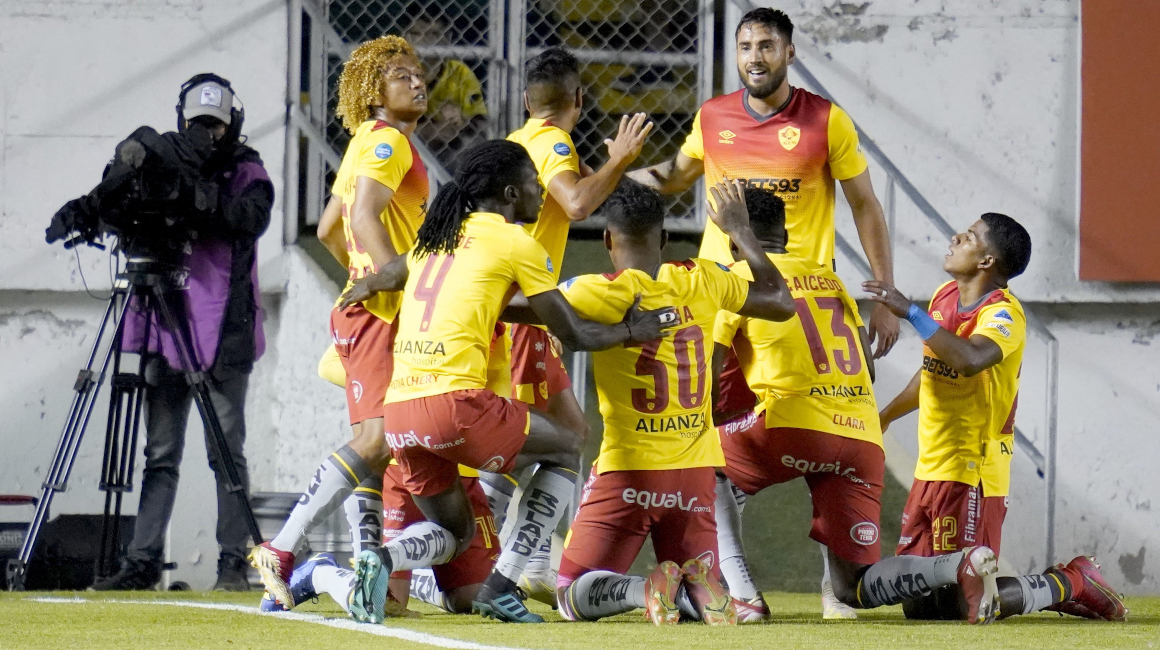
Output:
[6, 256, 263, 591]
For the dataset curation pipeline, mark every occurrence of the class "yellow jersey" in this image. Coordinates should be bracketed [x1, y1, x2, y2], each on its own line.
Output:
[680, 89, 867, 267]
[426, 60, 488, 121]
[713, 253, 880, 446]
[332, 120, 429, 323]
[385, 212, 558, 403]
[506, 118, 582, 282]
[916, 281, 1026, 496]
[561, 259, 749, 473]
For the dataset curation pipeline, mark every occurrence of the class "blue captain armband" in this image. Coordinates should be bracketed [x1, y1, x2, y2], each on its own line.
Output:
[906, 303, 941, 341]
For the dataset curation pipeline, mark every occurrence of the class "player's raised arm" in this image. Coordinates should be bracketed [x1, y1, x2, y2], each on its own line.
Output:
[547, 113, 654, 221]
[706, 179, 794, 321]
[527, 291, 675, 352]
[863, 280, 1002, 377]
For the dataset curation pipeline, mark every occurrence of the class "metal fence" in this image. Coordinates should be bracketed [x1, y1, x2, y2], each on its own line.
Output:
[286, 0, 714, 238]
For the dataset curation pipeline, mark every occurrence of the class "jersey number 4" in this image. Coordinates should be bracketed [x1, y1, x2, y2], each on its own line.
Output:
[414, 254, 455, 332]
[627, 325, 707, 414]
[795, 297, 863, 376]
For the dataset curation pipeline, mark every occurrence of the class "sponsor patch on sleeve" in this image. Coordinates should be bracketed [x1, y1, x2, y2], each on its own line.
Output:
[560, 277, 576, 291]
[374, 143, 393, 159]
[985, 322, 1012, 338]
[993, 308, 1014, 322]
[715, 262, 731, 272]
[553, 142, 571, 156]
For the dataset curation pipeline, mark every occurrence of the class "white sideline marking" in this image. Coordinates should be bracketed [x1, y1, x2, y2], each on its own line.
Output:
[29, 597, 541, 650]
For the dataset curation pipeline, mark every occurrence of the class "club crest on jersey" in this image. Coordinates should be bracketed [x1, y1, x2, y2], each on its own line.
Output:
[850, 522, 879, 546]
[375, 143, 393, 159]
[778, 126, 800, 151]
[553, 142, 571, 156]
[718, 130, 736, 144]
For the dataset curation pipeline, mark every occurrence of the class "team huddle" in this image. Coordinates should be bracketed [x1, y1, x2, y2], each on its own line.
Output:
[249, 8, 1127, 627]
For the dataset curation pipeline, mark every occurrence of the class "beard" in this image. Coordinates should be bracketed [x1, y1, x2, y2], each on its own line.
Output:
[741, 64, 787, 100]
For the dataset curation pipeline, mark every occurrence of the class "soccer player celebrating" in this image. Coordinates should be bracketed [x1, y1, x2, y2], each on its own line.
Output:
[870, 214, 1128, 622]
[341, 140, 677, 624]
[490, 46, 653, 603]
[628, 7, 898, 359]
[527, 179, 795, 625]
[251, 35, 431, 608]
[709, 188, 1006, 624]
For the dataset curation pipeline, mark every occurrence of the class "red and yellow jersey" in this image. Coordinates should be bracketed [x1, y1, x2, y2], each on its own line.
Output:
[681, 89, 867, 267]
[321, 326, 509, 479]
[506, 118, 582, 283]
[714, 253, 880, 446]
[332, 120, 429, 323]
[561, 259, 749, 473]
[385, 212, 558, 403]
[426, 60, 488, 121]
[916, 281, 1026, 496]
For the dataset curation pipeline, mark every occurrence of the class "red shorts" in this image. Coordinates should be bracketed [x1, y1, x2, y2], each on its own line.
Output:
[718, 413, 885, 566]
[897, 479, 1008, 558]
[714, 345, 758, 421]
[558, 467, 718, 586]
[384, 389, 530, 497]
[509, 324, 571, 409]
[330, 305, 396, 425]
[382, 464, 499, 591]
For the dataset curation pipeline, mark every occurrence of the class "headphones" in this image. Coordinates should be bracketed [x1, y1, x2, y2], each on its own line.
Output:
[176, 73, 245, 147]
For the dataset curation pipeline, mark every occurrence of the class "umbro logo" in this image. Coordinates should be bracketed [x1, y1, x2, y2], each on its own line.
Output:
[931, 310, 943, 321]
[718, 130, 736, 144]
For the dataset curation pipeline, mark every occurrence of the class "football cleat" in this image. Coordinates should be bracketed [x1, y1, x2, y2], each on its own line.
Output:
[473, 582, 544, 623]
[1046, 556, 1128, 622]
[644, 561, 683, 625]
[681, 558, 737, 626]
[821, 578, 857, 620]
[259, 553, 338, 612]
[518, 569, 559, 609]
[957, 546, 1000, 625]
[349, 549, 391, 624]
[250, 542, 295, 609]
[733, 591, 772, 623]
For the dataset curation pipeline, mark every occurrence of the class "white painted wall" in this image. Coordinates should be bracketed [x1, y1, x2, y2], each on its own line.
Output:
[726, 0, 1160, 593]
[0, 0, 296, 589]
[2, 0, 1157, 597]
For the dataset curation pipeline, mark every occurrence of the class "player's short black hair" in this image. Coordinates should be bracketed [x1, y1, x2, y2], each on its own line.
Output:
[525, 47, 581, 111]
[980, 212, 1032, 280]
[603, 178, 665, 239]
[743, 186, 786, 241]
[736, 7, 794, 43]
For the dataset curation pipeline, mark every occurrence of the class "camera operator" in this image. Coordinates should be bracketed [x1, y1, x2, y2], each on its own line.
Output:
[90, 74, 273, 591]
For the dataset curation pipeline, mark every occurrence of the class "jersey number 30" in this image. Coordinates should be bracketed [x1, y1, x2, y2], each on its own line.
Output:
[627, 326, 707, 414]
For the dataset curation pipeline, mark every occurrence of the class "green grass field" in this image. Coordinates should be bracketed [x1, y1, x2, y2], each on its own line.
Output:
[2, 590, 1156, 650]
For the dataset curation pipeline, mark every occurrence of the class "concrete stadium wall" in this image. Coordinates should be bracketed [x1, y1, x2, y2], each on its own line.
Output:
[727, 0, 1160, 593]
[1, 0, 1157, 596]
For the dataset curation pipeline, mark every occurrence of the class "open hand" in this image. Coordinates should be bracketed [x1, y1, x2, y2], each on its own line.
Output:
[706, 177, 750, 235]
[621, 295, 679, 342]
[604, 113, 654, 167]
[862, 280, 912, 357]
[339, 276, 376, 310]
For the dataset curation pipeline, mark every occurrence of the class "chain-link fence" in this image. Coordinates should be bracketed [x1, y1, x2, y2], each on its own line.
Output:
[287, 0, 714, 235]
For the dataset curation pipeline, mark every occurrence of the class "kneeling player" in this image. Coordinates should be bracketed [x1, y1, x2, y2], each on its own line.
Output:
[712, 188, 1002, 625]
[540, 179, 795, 624]
[870, 213, 1127, 622]
[343, 141, 676, 624]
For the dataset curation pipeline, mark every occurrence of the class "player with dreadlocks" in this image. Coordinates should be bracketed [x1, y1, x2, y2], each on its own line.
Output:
[336, 139, 678, 623]
[250, 35, 432, 610]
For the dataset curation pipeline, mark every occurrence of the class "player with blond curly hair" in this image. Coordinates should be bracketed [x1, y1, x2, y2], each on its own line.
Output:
[250, 35, 434, 612]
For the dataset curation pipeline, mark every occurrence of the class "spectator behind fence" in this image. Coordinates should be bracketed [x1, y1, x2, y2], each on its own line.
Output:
[405, 9, 488, 172]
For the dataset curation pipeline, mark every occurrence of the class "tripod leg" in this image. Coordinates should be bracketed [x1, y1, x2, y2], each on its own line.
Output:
[11, 288, 131, 590]
[151, 287, 264, 546]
